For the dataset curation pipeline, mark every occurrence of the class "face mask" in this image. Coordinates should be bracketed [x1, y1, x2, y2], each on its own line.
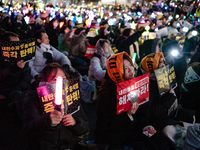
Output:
[53, 22, 58, 28]
[39, 81, 56, 88]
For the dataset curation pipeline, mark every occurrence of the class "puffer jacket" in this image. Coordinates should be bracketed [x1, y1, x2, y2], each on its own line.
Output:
[29, 44, 71, 79]
[0, 60, 31, 97]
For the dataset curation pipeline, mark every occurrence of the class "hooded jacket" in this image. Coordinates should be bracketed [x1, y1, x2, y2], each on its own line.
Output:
[88, 39, 114, 82]
[95, 52, 137, 148]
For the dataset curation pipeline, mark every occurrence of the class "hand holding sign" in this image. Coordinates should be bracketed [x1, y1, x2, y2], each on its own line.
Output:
[127, 102, 139, 115]
[62, 114, 76, 126]
[50, 110, 63, 126]
[17, 60, 26, 68]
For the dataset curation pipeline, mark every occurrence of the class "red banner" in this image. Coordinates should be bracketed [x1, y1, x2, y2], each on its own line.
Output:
[84, 45, 96, 58]
[116, 73, 150, 114]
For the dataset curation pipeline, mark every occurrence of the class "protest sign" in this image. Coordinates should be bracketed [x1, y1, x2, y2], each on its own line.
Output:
[155, 64, 177, 96]
[37, 78, 81, 115]
[0, 38, 35, 62]
[116, 73, 150, 115]
[84, 45, 96, 58]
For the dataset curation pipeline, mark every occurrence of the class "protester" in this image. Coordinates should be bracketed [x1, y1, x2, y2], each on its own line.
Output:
[92, 27, 109, 46]
[23, 63, 89, 150]
[0, 32, 31, 114]
[136, 52, 190, 149]
[12, 13, 28, 40]
[116, 27, 145, 57]
[95, 52, 146, 149]
[88, 39, 114, 90]
[58, 25, 72, 55]
[29, 29, 71, 82]
[46, 18, 59, 49]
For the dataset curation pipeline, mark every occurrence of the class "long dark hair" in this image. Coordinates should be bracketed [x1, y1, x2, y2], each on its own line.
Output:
[42, 63, 69, 82]
[59, 25, 69, 34]
[122, 28, 133, 37]
[97, 72, 116, 103]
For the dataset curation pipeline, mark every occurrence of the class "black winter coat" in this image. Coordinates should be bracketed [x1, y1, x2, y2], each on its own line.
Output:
[116, 32, 142, 56]
[95, 85, 136, 148]
[0, 61, 31, 98]
[135, 76, 179, 132]
[23, 88, 89, 150]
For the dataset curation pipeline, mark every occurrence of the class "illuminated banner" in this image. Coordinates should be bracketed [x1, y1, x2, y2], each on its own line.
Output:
[155, 64, 177, 96]
[116, 73, 150, 115]
[0, 38, 35, 62]
[37, 78, 80, 115]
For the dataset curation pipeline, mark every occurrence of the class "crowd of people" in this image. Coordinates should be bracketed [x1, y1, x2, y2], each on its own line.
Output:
[1, 0, 200, 150]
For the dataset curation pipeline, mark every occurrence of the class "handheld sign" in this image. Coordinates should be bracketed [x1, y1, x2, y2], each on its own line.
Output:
[117, 73, 150, 115]
[37, 78, 81, 115]
[0, 38, 35, 62]
[155, 64, 177, 96]
[84, 45, 96, 59]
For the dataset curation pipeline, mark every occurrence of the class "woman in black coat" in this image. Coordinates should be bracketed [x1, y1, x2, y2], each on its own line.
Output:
[23, 63, 89, 150]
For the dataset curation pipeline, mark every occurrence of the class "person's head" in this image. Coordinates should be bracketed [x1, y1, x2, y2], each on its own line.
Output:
[59, 25, 70, 34]
[42, 63, 67, 83]
[48, 18, 58, 29]
[74, 27, 85, 35]
[100, 20, 109, 28]
[16, 13, 23, 21]
[106, 52, 134, 83]
[66, 20, 72, 27]
[169, 19, 178, 28]
[141, 52, 165, 73]
[1, 32, 20, 41]
[122, 28, 134, 37]
[98, 27, 107, 35]
[35, 30, 50, 45]
[35, 17, 43, 25]
[97, 39, 112, 54]
[169, 28, 179, 41]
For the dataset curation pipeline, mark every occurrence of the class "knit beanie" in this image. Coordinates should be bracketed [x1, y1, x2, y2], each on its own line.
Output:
[106, 52, 133, 83]
[141, 52, 164, 73]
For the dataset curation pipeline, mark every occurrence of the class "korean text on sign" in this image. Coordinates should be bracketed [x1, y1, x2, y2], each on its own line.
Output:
[116, 73, 150, 114]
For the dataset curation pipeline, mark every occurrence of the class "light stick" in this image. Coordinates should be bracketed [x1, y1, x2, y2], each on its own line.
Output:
[55, 76, 63, 111]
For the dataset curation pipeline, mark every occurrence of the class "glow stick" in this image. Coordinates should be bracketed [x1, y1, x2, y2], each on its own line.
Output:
[55, 76, 63, 106]
[132, 53, 137, 64]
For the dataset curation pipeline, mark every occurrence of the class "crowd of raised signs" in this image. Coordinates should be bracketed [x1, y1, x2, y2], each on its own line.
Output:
[1, 0, 200, 149]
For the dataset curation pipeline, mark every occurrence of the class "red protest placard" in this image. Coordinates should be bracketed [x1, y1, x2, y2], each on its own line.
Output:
[84, 45, 96, 58]
[116, 73, 150, 115]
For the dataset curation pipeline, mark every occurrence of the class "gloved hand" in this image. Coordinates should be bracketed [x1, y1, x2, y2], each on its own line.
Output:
[43, 52, 53, 64]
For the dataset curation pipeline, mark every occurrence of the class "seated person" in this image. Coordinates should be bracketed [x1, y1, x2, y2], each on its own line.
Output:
[95, 52, 141, 149]
[180, 62, 200, 123]
[0, 32, 31, 113]
[29, 29, 71, 81]
[23, 63, 89, 150]
[136, 53, 187, 149]
[88, 39, 114, 90]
